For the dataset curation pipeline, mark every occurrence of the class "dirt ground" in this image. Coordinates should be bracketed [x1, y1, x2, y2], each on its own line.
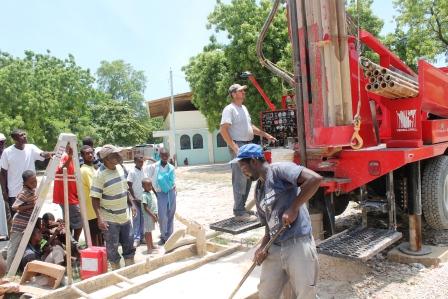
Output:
[172, 163, 448, 299]
[17, 162, 448, 298]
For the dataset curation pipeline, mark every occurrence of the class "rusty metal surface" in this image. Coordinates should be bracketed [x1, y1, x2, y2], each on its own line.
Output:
[317, 226, 402, 261]
[209, 217, 263, 235]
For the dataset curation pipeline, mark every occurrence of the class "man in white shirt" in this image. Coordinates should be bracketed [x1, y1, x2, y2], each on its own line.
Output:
[127, 154, 145, 247]
[220, 84, 276, 220]
[0, 129, 51, 222]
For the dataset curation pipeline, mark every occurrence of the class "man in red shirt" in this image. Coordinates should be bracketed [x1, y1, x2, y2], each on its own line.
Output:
[53, 144, 82, 241]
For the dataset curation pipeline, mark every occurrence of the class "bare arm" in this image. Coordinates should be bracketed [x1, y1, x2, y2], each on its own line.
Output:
[0, 168, 7, 199]
[127, 182, 136, 201]
[220, 124, 238, 154]
[282, 168, 322, 226]
[252, 125, 276, 143]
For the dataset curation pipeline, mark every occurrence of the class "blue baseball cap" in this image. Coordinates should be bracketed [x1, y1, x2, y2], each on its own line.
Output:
[229, 143, 264, 164]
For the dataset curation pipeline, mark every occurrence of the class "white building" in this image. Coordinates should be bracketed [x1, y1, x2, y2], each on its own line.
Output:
[146, 92, 231, 165]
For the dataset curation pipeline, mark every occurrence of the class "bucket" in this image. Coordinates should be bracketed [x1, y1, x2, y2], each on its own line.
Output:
[80, 246, 108, 279]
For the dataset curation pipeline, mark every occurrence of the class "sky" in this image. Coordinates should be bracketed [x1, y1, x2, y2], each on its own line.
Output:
[0, 0, 396, 101]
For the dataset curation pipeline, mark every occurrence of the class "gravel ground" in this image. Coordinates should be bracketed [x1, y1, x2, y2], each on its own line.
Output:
[10, 162, 448, 298]
[173, 163, 448, 299]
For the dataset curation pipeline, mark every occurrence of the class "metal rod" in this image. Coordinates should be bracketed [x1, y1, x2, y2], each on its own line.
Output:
[387, 171, 397, 230]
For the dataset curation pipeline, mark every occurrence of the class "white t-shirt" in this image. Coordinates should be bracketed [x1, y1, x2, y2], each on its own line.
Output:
[0, 144, 44, 197]
[220, 103, 254, 142]
[127, 166, 145, 201]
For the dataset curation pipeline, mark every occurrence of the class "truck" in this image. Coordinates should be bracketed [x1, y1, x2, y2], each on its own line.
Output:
[212, 0, 448, 261]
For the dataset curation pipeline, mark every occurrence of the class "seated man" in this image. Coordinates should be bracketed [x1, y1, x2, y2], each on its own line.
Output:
[20, 228, 42, 272]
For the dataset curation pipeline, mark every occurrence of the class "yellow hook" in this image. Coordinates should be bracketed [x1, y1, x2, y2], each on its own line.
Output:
[350, 118, 364, 150]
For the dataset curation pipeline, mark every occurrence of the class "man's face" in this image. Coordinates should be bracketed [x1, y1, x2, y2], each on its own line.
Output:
[81, 148, 94, 163]
[135, 156, 144, 168]
[238, 160, 260, 181]
[232, 89, 246, 102]
[65, 144, 73, 155]
[12, 132, 27, 145]
[160, 152, 169, 163]
[31, 230, 42, 245]
[104, 153, 121, 167]
[0, 140, 5, 151]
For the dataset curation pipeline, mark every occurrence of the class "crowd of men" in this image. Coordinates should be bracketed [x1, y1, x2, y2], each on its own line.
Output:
[0, 129, 175, 275]
[0, 82, 322, 298]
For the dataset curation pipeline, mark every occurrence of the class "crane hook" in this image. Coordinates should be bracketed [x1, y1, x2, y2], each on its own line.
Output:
[350, 117, 364, 150]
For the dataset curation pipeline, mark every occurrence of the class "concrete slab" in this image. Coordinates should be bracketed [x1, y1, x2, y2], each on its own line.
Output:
[388, 244, 448, 267]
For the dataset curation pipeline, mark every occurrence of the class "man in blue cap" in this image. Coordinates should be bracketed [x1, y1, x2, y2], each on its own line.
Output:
[231, 143, 322, 299]
[221, 83, 276, 220]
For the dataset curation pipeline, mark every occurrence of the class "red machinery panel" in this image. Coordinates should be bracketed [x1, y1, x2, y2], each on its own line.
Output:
[420, 60, 448, 118]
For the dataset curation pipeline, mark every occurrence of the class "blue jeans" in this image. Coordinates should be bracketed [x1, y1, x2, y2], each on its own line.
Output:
[103, 221, 135, 263]
[132, 203, 144, 242]
[230, 141, 252, 216]
[157, 189, 176, 241]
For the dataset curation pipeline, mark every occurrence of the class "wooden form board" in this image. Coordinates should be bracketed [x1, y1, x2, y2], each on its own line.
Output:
[7, 133, 92, 277]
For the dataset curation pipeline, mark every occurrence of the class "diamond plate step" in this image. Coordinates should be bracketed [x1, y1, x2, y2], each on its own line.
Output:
[317, 226, 402, 261]
[209, 217, 263, 235]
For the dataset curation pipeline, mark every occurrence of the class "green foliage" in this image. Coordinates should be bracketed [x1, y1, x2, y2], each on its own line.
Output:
[385, 0, 448, 69]
[91, 99, 153, 146]
[0, 51, 162, 148]
[0, 50, 97, 148]
[96, 60, 147, 117]
[184, 0, 289, 130]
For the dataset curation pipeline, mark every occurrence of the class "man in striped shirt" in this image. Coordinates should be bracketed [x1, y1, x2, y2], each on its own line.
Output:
[91, 145, 137, 270]
[6, 170, 37, 270]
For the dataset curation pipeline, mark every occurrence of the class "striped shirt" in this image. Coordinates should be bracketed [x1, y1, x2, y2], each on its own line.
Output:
[11, 185, 35, 233]
[90, 164, 129, 224]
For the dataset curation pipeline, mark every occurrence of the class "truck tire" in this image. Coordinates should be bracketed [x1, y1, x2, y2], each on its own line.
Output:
[422, 156, 448, 229]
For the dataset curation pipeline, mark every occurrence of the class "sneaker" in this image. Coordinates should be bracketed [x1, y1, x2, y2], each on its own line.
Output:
[235, 213, 258, 222]
[133, 240, 140, 247]
[157, 239, 165, 246]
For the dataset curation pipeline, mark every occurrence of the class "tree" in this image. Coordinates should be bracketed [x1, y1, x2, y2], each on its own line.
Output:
[384, 0, 448, 69]
[184, 0, 289, 130]
[0, 50, 98, 148]
[96, 60, 147, 117]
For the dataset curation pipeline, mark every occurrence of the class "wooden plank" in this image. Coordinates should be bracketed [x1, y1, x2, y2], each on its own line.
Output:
[63, 168, 73, 285]
[336, 0, 353, 124]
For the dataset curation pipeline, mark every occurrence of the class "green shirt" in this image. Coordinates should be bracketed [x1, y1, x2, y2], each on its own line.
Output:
[91, 164, 129, 224]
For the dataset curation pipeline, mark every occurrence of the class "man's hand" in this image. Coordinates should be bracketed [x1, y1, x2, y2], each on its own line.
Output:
[282, 207, 299, 226]
[264, 133, 277, 144]
[253, 246, 268, 266]
[98, 217, 109, 231]
[131, 205, 137, 218]
[231, 143, 239, 155]
[151, 214, 158, 223]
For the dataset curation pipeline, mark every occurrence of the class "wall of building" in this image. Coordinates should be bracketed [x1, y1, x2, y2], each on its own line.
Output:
[163, 111, 207, 131]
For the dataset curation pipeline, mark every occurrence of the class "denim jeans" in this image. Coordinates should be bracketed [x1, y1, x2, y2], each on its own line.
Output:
[132, 203, 144, 242]
[157, 189, 176, 242]
[258, 235, 319, 299]
[230, 141, 252, 216]
[103, 221, 135, 264]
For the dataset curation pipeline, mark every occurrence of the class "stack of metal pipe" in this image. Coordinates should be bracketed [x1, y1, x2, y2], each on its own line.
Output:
[360, 57, 419, 99]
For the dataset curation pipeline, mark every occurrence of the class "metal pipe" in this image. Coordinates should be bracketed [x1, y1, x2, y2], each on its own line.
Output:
[408, 162, 422, 252]
[289, 0, 307, 166]
[256, 0, 295, 87]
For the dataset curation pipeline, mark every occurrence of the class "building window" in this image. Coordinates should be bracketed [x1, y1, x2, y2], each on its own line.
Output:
[193, 134, 204, 149]
[180, 135, 191, 150]
[216, 133, 227, 148]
